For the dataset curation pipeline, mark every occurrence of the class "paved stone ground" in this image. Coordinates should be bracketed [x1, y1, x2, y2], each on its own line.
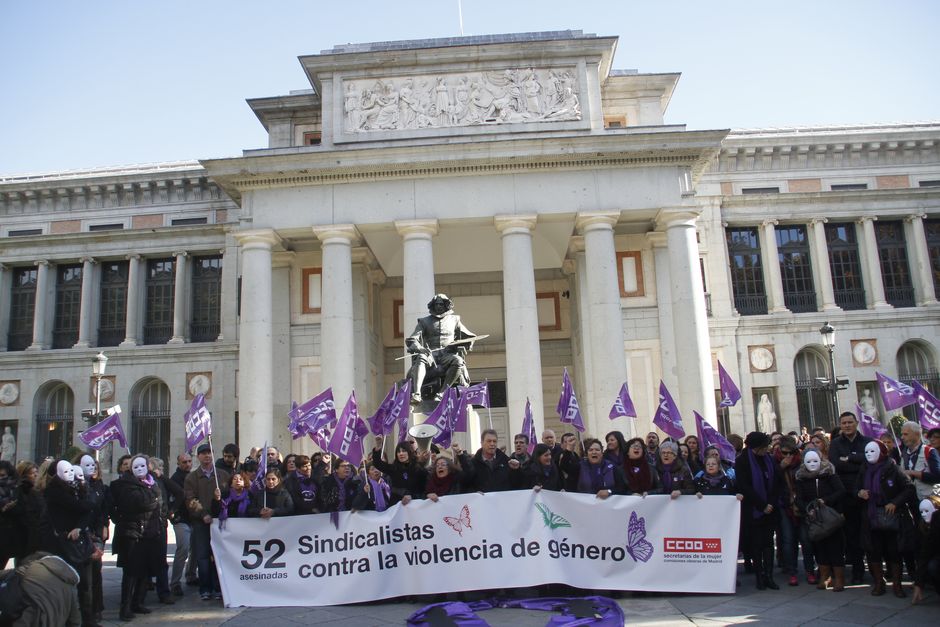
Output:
[95, 534, 938, 626]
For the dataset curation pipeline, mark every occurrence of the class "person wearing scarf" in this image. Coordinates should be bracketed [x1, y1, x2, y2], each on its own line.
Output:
[249, 470, 294, 519]
[795, 449, 846, 591]
[623, 438, 660, 495]
[603, 431, 629, 467]
[354, 463, 394, 511]
[654, 441, 694, 498]
[736, 432, 783, 590]
[316, 458, 360, 513]
[371, 436, 428, 506]
[524, 444, 563, 491]
[694, 457, 739, 497]
[775, 436, 813, 587]
[110, 454, 163, 621]
[684, 435, 703, 476]
[574, 439, 626, 499]
[425, 451, 468, 501]
[856, 440, 915, 597]
[283, 455, 319, 515]
[211, 473, 252, 527]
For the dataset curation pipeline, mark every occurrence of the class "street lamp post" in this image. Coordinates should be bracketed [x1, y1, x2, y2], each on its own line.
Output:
[91, 352, 108, 460]
[819, 322, 838, 423]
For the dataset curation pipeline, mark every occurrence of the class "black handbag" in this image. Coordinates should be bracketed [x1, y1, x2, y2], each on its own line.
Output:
[871, 506, 899, 531]
[805, 499, 844, 541]
[56, 528, 94, 566]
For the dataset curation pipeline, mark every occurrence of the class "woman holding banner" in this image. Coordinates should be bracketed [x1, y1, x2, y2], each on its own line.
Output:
[524, 444, 563, 491]
[570, 439, 626, 498]
[212, 472, 252, 523]
[425, 451, 469, 500]
[317, 458, 361, 513]
[623, 438, 660, 496]
[283, 455, 319, 515]
[371, 436, 427, 506]
[249, 470, 294, 519]
[654, 441, 694, 498]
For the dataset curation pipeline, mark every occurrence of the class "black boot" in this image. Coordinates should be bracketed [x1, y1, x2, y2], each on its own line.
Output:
[119, 574, 135, 621]
[131, 577, 152, 614]
[763, 547, 779, 590]
[753, 549, 766, 589]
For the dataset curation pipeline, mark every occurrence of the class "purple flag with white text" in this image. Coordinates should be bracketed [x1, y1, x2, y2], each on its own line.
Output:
[457, 381, 489, 432]
[367, 383, 398, 436]
[913, 381, 940, 431]
[288, 388, 336, 440]
[327, 392, 369, 467]
[424, 386, 460, 448]
[718, 361, 742, 408]
[694, 411, 735, 463]
[653, 381, 686, 440]
[385, 379, 412, 443]
[876, 372, 916, 411]
[251, 441, 267, 494]
[79, 406, 129, 450]
[855, 403, 887, 439]
[609, 382, 637, 420]
[184, 394, 212, 452]
[521, 398, 537, 455]
[556, 369, 585, 432]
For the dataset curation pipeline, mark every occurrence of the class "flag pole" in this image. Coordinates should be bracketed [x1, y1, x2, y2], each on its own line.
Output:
[207, 434, 221, 494]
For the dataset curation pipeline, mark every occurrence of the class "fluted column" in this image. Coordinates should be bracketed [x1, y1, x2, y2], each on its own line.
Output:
[169, 251, 188, 343]
[495, 215, 544, 436]
[0, 264, 10, 351]
[906, 213, 939, 306]
[313, 225, 359, 409]
[235, 230, 279, 449]
[395, 219, 438, 373]
[27, 260, 50, 350]
[808, 218, 840, 312]
[857, 217, 891, 309]
[657, 209, 716, 429]
[759, 219, 788, 313]
[576, 212, 630, 438]
[120, 254, 142, 347]
[74, 257, 96, 348]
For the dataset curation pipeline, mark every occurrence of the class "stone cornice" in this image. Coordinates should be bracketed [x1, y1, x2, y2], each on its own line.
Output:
[719, 186, 940, 211]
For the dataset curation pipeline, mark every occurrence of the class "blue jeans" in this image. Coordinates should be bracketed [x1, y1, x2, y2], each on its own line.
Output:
[171, 521, 196, 587]
[778, 515, 816, 576]
[191, 521, 219, 594]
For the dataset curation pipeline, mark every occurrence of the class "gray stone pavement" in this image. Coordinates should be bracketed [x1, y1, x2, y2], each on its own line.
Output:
[96, 533, 938, 626]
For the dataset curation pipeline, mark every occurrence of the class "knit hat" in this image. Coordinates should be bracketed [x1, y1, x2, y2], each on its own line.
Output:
[745, 431, 770, 450]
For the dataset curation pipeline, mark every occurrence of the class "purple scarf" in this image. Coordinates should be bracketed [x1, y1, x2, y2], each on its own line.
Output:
[863, 460, 885, 525]
[140, 474, 155, 487]
[702, 469, 727, 487]
[370, 478, 391, 512]
[748, 449, 774, 519]
[335, 473, 349, 511]
[218, 489, 250, 528]
[578, 459, 614, 494]
[660, 462, 675, 493]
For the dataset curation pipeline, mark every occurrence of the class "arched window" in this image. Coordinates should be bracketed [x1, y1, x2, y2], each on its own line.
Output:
[131, 379, 171, 462]
[794, 347, 834, 431]
[897, 341, 939, 420]
[35, 382, 74, 460]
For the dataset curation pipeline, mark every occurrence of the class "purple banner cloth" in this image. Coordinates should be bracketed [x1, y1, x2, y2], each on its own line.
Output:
[913, 381, 940, 431]
[522, 398, 536, 455]
[653, 381, 686, 440]
[385, 379, 412, 443]
[288, 388, 336, 440]
[327, 392, 369, 467]
[457, 381, 489, 432]
[718, 361, 742, 408]
[556, 369, 585, 432]
[855, 403, 887, 439]
[251, 440, 268, 494]
[184, 393, 212, 452]
[609, 381, 638, 420]
[424, 386, 461, 448]
[694, 411, 735, 462]
[79, 407, 128, 450]
[876, 371, 916, 411]
[367, 383, 397, 436]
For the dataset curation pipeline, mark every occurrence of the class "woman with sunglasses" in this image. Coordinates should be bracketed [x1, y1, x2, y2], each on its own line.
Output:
[777, 436, 815, 587]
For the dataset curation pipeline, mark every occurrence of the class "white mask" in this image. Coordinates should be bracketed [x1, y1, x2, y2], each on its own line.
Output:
[56, 460, 75, 483]
[803, 451, 821, 473]
[72, 464, 85, 483]
[920, 499, 936, 524]
[864, 441, 881, 464]
[81, 455, 96, 479]
[131, 457, 149, 479]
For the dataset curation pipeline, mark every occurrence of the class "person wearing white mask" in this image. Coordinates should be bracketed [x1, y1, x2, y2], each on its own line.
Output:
[857, 440, 915, 598]
[110, 454, 163, 621]
[795, 449, 847, 591]
[78, 453, 109, 622]
[912, 494, 940, 604]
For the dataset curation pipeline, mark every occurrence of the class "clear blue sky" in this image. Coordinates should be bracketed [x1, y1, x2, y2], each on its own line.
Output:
[2, 0, 938, 176]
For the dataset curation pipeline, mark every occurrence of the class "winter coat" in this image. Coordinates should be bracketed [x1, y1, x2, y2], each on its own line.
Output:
[466, 449, 520, 493]
[571, 459, 627, 495]
[109, 474, 162, 553]
[14, 553, 81, 627]
[653, 459, 695, 496]
[855, 459, 915, 550]
[794, 460, 846, 514]
[41, 479, 94, 546]
[914, 515, 940, 588]
[249, 485, 294, 517]
[283, 472, 319, 515]
[829, 432, 871, 501]
[735, 450, 784, 526]
[694, 472, 736, 496]
[371, 449, 427, 504]
[523, 461, 564, 491]
[316, 474, 360, 513]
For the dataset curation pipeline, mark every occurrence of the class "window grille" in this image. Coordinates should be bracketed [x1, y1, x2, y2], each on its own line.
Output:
[725, 227, 768, 315]
[190, 255, 221, 342]
[794, 349, 834, 431]
[98, 261, 128, 347]
[926, 219, 940, 297]
[35, 383, 74, 461]
[825, 223, 866, 310]
[144, 258, 175, 344]
[875, 221, 915, 308]
[52, 264, 82, 349]
[775, 225, 817, 313]
[131, 379, 171, 462]
[8, 267, 37, 351]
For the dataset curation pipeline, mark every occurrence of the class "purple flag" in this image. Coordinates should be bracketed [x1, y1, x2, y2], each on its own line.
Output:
[384, 379, 412, 443]
[556, 369, 585, 432]
[876, 372, 916, 411]
[694, 411, 735, 463]
[327, 392, 369, 467]
[718, 361, 742, 408]
[367, 383, 397, 436]
[79, 405, 128, 450]
[609, 382, 637, 420]
[913, 381, 940, 431]
[521, 398, 536, 455]
[456, 380, 489, 432]
[184, 393, 212, 452]
[855, 403, 887, 440]
[251, 441, 268, 494]
[653, 381, 686, 440]
[288, 388, 336, 440]
[424, 386, 460, 448]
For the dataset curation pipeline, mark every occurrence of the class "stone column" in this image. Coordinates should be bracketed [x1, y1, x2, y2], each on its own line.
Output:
[495, 215, 544, 435]
[74, 257, 96, 348]
[906, 213, 939, 306]
[759, 219, 788, 313]
[395, 219, 438, 373]
[657, 209, 717, 429]
[567, 241, 594, 425]
[313, 225, 359, 408]
[169, 251, 188, 344]
[857, 217, 891, 309]
[808, 218, 840, 312]
[0, 265, 10, 351]
[120, 254, 142, 347]
[235, 230, 279, 449]
[27, 260, 50, 351]
[575, 212, 630, 438]
[646, 232, 678, 393]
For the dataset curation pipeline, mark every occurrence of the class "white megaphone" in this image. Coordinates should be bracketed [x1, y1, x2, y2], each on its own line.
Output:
[408, 423, 440, 454]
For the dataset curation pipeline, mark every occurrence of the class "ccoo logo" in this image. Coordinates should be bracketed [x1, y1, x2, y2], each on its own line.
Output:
[663, 537, 722, 553]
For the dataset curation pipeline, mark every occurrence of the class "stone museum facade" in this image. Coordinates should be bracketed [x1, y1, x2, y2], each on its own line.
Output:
[0, 31, 937, 467]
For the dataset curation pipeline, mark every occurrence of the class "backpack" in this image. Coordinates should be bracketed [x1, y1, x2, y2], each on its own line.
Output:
[0, 569, 27, 626]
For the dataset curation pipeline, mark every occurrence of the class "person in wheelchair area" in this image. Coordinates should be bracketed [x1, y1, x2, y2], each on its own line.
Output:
[406, 294, 476, 403]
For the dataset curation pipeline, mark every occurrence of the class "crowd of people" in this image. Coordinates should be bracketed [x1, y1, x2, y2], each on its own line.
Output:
[1, 413, 939, 625]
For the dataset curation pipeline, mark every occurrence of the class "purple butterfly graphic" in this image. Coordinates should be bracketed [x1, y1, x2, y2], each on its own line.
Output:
[626, 511, 653, 563]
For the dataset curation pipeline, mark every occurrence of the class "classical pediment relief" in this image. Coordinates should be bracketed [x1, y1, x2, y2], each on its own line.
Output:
[343, 68, 581, 133]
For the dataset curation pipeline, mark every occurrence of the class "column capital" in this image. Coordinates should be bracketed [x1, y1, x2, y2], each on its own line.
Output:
[566, 236, 585, 256]
[856, 215, 878, 225]
[351, 247, 378, 268]
[313, 224, 360, 245]
[395, 219, 439, 239]
[79, 256, 96, 265]
[645, 231, 668, 248]
[235, 228, 282, 250]
[905, 212, 928, 223]
[367, 268, 387, 286]
[808, 217, 829, 227]
[271, 251, 295, 268]
[575, 211, 620, 234]
[126, 253, 142, 262]
[655, 207, 701, 230]
[172, 251, 189, 259]
[494, 214, 538, 235]
[561, 258, 577, 276]
[761, 218, 779, 228]
[34, 259, 50, 268]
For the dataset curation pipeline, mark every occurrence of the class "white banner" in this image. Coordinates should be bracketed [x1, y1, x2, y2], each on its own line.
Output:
[211, 492, 740, 607]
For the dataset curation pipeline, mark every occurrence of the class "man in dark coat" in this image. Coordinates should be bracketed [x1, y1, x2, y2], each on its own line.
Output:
[829, 411, 871, 583]
[466, 429, 521, 493]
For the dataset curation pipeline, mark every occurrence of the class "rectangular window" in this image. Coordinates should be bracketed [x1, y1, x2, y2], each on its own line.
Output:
[303, 131, 322, 146]
[143, 258, 175, 344]
[918, 180, 940, 188]
[741, 187, 779, 195]
[8, 229, 42, 237]
[830, 183, 868, 191]
[926, 219, 940, 297]
[775, 225, 817, 313]
[88, 223, 124, 232]
[875, 221, 915, 308]
[171, 217, 208, 226]
[52, 264, 82, 349]
[98, 261, 128, 347]
[302, 268, 322, 314]
[8, 267, 37, 351]
[190, 255, 221, 342]
[616, 251, 644, 297]
[825, 223, 866, 310]
[725, 227, 767, 315]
